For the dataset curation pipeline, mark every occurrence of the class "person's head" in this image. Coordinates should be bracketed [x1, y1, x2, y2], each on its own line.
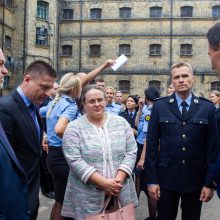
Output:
[20, 60, 57, 105]
[0, 49, 8, 89]
[206, 20, 220, 78]
[209, 90, 220, 105]
[47, 73, 81, 117]
[81, 84, 106, 120]
[95, 78, 105, 90]
[50, 82, 59, 99]
[167, 83, 175, 96]
[170, 62, 194, 99]
[126, 95, 138, 111]
[144, 87, 160, 104]
[104, 86, 115, 104]
[57, 73, 81, 99]
[115, 91, 122, 104]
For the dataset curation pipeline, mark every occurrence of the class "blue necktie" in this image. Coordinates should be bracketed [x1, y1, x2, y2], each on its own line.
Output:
[181, 101, 188, 120]
[29, 104, 40, 140]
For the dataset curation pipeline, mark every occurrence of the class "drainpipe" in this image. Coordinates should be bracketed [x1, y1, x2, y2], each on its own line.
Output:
[169, 0, 173, 70]
[2, 1, 5, 50]
[79, 0, 83, 71]
[23, 0, 27, 72]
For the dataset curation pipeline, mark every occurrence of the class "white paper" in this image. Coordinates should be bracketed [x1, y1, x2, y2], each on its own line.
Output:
[111, 54, 128, 71]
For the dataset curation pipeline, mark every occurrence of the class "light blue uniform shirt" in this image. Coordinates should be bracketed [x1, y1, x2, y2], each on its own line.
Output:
[175, 93, 192, 113]
[40, 94, 78, 147]
[105, 102, 123, 115]
[143, 105, 153, 136]
[136, 105, 148, 145]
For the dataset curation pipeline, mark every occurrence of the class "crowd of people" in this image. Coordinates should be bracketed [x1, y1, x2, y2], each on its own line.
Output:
[1, 20, 220, 220]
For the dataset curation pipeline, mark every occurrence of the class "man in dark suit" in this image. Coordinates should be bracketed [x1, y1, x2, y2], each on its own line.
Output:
[0, 60, 57, 220]
[145, 61, 218, 220]
[0, 48, 29, 219]
[207, 20, 220, 199]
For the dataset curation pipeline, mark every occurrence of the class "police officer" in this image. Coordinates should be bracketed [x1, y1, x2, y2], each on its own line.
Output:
[145, 61, 218, 220]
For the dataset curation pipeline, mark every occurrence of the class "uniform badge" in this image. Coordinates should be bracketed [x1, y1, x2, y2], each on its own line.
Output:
[169, 98, 174, 103]
[194, 99, 199, 103]
[145, 115, 150, 121]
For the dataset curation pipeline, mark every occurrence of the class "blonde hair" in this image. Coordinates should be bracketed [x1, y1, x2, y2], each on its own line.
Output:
[104, 86, 115, 94]
[47, 73, 81, 117]
[210, 90, 220, 98]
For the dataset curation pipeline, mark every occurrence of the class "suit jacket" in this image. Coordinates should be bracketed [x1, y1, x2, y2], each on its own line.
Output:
[0, 90, 43, 213]
[119, 110, 137, 130]
[0, 123, 29, 219]
[145, 93, 218, 193]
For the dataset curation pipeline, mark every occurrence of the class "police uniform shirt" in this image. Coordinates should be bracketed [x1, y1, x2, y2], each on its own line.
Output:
[105, 102, 123, 115]
[143, 105, 153, 134]
[175, 93, 192, 113]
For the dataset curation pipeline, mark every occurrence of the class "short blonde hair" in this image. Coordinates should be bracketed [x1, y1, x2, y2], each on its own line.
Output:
[104, 86, 115, 94]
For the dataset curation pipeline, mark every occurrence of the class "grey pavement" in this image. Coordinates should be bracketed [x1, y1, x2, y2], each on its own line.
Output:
[37, 192, 220, 220]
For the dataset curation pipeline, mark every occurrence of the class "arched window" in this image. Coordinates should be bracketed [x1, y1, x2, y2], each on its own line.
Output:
[149, 44, 161, 56]
[90, 8, 102, 19]
[119, 44, 131, 56]
[212, 5, 220, 18]
[37, 1, 49, 20]
[150, 7, 162, 18]
[149, 80, 161, 92]
[62, 45, 72, 56]
[211, 81, 220, 91]
[119, 7, 131, 18]
[90, 45, 101, 57]
[181, 6, 193, 17]
[118, 80, 130, 93]
[180, 44, 192, 56]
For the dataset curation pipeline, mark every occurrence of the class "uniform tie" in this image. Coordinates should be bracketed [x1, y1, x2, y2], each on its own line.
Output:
[29, 103, 40, 140]
[181, 101, 188, 120]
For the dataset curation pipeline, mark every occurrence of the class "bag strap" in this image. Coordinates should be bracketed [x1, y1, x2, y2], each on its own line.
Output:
[101, 196, 123, 213]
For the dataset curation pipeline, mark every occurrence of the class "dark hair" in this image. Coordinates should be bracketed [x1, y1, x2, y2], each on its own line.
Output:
[206, 20, 220, 51]
[81, 84, 106, 104]
[127, 95, 139, 105]
[24, 60, 57, 78]
[144, 87, 160, 102]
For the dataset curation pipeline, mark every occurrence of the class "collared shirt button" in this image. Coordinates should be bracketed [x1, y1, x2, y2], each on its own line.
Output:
[183, 122, 186, 125]
[182, 160, 186, 164]
[182, 134, 186, 138]
[182, 147, 186, 151]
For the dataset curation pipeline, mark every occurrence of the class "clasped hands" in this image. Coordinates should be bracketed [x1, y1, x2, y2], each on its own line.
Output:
[101, 177, 124, 196]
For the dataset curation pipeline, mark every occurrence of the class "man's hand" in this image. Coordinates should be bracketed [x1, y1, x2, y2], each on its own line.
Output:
[200, 186, 214, 202]
[148, 184, 160, 200]
[42, 137, 48, 153]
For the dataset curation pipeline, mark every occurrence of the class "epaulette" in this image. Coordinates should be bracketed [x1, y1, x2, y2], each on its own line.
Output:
[154, 96, 167, 101]
[199, 96, 213, 103]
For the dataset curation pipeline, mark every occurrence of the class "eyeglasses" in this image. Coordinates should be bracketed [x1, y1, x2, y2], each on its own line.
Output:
[86, 98, 105, 105]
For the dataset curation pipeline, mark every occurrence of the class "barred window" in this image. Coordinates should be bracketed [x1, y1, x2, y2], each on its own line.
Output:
[62, 9, 73, 20]
[181, 6, 193, 17]
[211, 81, 220, 91]
[180, 44, 192, 56]
[62, 45, 72, 56]
[119, 80, 130, 93]
[36, 27, 48, 46]
[37, 1, 49, 20]
[90, 45, 101, 57]
[149, 80, 161, 92]
[119, 44, 131, 56]
[149, 44, 161, 56]
[150, 7, 162, 18]
[90, 8, 102, 19]
[5, 36, 12, 49]
[119, 7, 131, 18]
[212, 5, 220, 18]
[5, 0, 13, 8]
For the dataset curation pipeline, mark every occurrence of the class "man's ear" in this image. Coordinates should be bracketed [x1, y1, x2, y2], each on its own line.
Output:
[23, 74, 31, 85]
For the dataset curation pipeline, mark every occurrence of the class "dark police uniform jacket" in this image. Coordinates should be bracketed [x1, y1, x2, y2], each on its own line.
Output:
[145, 93, 218, 193]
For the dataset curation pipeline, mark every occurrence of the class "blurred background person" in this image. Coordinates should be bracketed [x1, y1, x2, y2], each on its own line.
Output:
[95, 78, 105, 90]
[61, 85, 138, 220]
[40, 73, 81, 220]
[119, 95, 139, 137]
[167, 83, 175, 96]
[105, 86, 123, 115]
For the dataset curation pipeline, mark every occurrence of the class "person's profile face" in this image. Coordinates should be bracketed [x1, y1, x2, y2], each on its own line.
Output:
[0, 49, 8, 89]
[208, 44, 220, 79]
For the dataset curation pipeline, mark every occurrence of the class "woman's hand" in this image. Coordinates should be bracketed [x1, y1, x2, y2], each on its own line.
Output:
[137, 158, 145, 170]
[102, 178, 123, 196]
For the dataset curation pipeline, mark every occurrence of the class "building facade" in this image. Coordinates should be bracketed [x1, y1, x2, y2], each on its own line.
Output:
[1, 0, 220, 97]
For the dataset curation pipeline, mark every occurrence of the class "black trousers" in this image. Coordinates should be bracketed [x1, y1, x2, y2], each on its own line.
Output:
[157, 188, 202, 220]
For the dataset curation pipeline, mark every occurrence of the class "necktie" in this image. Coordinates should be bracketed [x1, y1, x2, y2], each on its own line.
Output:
[181, 101, 188, 120]
[128, 112, 133, 125]
[29, 104, 40, 140]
